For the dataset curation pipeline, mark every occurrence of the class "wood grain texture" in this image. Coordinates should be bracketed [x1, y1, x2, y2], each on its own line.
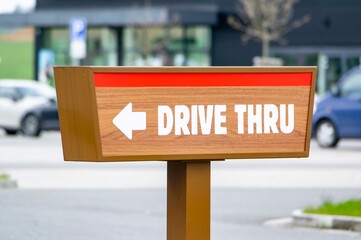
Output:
[54, 67, 102, 161]
[167, 161, 210, 240]
[305, 68, 318, 154]
[96, 86, 310, 159]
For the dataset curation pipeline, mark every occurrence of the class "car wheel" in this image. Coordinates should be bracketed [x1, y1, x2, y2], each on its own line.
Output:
[21, 114, 41, 137]
[316, 120, 339, 148]
[4, 129, 17, 135]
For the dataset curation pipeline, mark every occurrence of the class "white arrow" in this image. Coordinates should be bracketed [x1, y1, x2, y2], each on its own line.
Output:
[112, 103, 146, 140]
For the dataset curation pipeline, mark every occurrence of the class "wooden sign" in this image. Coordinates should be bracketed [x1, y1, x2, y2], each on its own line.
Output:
[54, 67, 316, 162]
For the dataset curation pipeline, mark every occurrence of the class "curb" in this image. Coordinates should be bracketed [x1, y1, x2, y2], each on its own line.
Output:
[292, 209, 361, 233]
[0, 179, 18, 189]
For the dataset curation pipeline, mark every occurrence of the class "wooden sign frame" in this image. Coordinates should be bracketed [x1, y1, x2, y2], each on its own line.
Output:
[54, 67, 317, 162]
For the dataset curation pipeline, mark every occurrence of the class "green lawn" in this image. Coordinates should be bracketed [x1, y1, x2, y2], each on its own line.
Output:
[0, 41, 34, 80]
[0, 174, 10, 181]
[305, 199, 361, 217]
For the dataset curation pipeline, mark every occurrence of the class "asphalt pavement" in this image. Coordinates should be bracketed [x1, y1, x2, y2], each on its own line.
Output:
[0, 189, 360, 240]
[0, 131, 361, 239]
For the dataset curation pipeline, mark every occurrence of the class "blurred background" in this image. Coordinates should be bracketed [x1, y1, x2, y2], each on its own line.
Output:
[0, 0, 360, 240]
[1, 0, 360, 92]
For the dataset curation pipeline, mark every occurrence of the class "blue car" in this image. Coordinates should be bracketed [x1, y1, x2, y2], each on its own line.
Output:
[312, 66, 361, 147]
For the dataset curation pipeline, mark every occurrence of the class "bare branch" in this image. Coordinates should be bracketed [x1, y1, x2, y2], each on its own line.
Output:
[228, 0, 310, 58]
[277, 38, 288, 45]
[227, 16, 247, 32]
[241, 34, 251, 44]
[287, 15, 311, 32]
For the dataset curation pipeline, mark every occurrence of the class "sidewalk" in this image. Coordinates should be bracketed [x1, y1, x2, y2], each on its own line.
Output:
[4, 166, 361, 189]
[292, 209, 361, 233]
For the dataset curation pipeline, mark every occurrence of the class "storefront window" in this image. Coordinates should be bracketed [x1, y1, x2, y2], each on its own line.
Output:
[43, 27, 117, 66]
[185, 26, 211, 66]
[123, 26, 211, 66]
[326, 57, 342, 87]
[346, 57, 360, 69]
[84, 28, 117, 66]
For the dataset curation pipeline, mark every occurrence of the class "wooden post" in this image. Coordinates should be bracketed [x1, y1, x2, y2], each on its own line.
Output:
[167, 161, 211, 240]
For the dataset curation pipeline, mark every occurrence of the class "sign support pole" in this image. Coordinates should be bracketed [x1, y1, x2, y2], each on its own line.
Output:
[167, 161, 211, 240]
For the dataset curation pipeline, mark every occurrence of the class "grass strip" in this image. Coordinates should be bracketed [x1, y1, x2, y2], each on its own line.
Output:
[0, 174, 10, 181]
[305, 199, 361, 217]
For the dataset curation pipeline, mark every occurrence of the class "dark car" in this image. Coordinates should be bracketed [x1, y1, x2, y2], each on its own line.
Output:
[21, 100, 60, 137]
[312, 66, 361, 147]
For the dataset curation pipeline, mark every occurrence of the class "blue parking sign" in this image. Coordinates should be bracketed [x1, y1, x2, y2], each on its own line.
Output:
[70, 18, 87, 59]
[70, 18, 87, 40]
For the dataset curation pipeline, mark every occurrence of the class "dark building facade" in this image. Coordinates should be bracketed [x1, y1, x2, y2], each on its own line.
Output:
[1, 0, 361, 93]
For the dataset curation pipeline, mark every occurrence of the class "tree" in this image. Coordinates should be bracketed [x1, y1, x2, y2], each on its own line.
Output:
[228, 0, 310, 64]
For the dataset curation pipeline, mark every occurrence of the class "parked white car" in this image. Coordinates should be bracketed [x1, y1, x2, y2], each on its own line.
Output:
[0, 80, 59, 137]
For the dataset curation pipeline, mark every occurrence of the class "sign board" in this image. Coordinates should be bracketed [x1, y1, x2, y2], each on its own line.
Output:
[54, 67, 316, 162]
[69, 18, 87, 59]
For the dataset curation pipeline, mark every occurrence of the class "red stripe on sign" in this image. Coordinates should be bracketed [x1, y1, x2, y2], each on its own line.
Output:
[94, 72, 312, 87]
